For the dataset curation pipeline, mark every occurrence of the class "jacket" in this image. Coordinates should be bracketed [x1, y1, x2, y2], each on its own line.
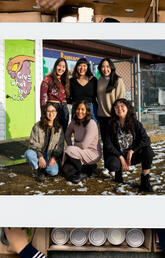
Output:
[28, 121, 64, 160]
[105, 120, 152, 158]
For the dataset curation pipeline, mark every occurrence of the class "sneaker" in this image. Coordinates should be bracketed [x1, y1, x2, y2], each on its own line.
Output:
[36, 168, 45, 182]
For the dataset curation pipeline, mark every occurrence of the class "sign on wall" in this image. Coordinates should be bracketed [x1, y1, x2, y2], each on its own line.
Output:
[43, 48, 101, 78]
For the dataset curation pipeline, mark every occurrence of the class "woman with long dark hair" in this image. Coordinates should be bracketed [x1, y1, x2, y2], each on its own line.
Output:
[40, 57, 70, 132]
[97, 58, 125, 161]
[25, 102, 64, 182]
[70, 58, 98, 122]
[62, 100, 102, 184]
[104, 98, 154, 192]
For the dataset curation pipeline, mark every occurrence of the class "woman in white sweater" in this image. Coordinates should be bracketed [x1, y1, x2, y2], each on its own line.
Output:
[97, 58, 126, 163]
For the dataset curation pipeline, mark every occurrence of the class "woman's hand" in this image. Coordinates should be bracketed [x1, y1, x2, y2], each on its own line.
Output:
[126, 150, 134, 166]
[49, 157, 56, 166]
[4, 228, 29, 254]
[119, 155, 129, 171]
[36, 0, 65, 10]
[39, 156, 46, 168]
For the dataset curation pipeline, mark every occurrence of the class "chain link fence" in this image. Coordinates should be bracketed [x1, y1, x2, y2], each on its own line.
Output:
[141, 63, 165, 127]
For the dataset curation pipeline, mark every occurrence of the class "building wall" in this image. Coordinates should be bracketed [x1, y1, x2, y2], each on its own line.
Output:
[0, 40, 5, 140]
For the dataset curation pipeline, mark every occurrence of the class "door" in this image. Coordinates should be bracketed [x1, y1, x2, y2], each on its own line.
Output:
[5, 40, 35, 139]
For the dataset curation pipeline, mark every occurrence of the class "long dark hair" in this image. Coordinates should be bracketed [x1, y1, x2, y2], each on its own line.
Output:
[72, 100, 92, 126]
[40, 102, 61, 133]
[110, 98, 137, 133]
[72, 58, 93, 79]
[50, 58, 70, 98]
[98, 58, 120, 93]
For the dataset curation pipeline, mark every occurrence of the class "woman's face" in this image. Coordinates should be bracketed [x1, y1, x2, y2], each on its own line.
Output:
[56, 60, 66, 77]
[77, 63, 88, 76]
[101, 60, 111, 77]
[76, 103, 87, 120]
[114, 101, 128, 120]
[46, 105, 57, 122]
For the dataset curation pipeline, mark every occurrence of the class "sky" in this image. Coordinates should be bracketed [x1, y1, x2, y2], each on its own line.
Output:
[106, 40, 165, 57]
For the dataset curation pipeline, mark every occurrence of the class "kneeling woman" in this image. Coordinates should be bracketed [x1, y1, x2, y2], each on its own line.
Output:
[62, 100, 102, 184]
[25, 103, 64, 182]
[104, 98, 154, 192]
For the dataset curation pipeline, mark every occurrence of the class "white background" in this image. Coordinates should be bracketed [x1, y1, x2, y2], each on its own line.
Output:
[0, 23, 165, 228]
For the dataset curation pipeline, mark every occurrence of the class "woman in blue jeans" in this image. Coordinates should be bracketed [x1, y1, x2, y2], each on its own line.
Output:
[25, 103, 64, 182]
[70, 58, 98, 123]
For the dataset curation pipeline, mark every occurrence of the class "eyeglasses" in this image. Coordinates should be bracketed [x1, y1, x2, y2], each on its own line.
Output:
[46, 110, 57, 114]
[114, 105, 126, 110]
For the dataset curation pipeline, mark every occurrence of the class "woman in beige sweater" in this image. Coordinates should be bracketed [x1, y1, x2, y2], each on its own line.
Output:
[97, 58, 126, 163]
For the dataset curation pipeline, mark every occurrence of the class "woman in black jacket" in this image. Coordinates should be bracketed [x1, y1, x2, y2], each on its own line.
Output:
[104, 98, 154, 192]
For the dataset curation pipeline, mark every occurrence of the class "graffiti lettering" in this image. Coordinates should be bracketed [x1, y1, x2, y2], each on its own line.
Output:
[7, 56, 34, 100]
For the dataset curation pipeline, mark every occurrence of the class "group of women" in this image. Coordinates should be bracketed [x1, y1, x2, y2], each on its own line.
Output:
[25, 57, 154, 192]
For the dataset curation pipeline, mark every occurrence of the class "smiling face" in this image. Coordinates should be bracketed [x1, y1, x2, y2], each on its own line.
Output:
[56, 60, 66, 77]
[77, 63, 88, 76]
[101, 60, 111, 77]
[76, 103, 87, 120]
[114, 101, 128, 120]
[46, 105, 57, 122]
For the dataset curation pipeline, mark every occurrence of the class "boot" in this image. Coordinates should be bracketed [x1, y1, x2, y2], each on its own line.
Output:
[81, 164, 97, 177]
[62, 155, 82, 183]
[140, 173, 153, 192]
[36, 168, 45, 182]
[71, 172, 88, 184]
[115, 170, 123, 183]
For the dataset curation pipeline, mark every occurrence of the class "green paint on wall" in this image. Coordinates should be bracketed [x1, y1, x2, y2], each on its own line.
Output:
[5, 40, 35, 139]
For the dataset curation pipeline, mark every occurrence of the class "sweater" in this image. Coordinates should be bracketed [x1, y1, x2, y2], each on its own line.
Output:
[65, 119, 102, 163]
[70, 76, 97, 103]
[97, 76, 125, 117]
[19, 242, 46, 258]
[40, 75, 66, 107]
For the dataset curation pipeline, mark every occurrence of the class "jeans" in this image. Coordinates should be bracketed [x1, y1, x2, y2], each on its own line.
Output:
[72, 102, 98, 123]
[25, 149, 59, 176]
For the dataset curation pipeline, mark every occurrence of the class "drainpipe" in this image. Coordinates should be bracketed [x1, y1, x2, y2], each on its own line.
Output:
[137, 54, 141, 122]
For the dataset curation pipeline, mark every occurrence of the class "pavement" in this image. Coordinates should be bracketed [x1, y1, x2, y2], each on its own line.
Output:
[0, 137, 29, 166]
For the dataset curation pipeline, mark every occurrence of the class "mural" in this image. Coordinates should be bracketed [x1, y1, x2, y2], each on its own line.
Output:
[5, 40, 35, 139]
[43, 48, 101, 78]
[7, 55, 34, 100]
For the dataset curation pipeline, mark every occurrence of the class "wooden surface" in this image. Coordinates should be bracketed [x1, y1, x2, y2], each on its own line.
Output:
[0, 0, 153, 19]
[157, 10, 165, 22]
[0, 11, 41, 22]
[64, 0, 151, 18]
[46, 229, 152, 253]
[0, 0, 36, 12]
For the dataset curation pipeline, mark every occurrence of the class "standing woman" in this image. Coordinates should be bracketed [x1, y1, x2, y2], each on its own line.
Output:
[25, 103, 64, 182]
[40, 57, 70, 132]
[62, 100, 102, 184]
[104, 98, 154, 192]
[70, 58, 98, 122]
[97, 58, 125, 161]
